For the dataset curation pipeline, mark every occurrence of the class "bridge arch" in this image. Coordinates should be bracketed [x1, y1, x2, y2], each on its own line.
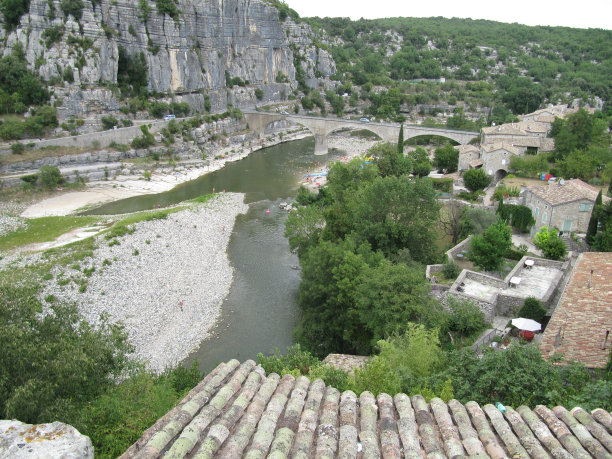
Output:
[243, 111, 478, 155]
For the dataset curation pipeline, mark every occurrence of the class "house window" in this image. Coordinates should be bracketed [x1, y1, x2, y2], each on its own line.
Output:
[542, 212, 547, 223]
[535, 208, 540, 217]
[580, 203, 591, 212]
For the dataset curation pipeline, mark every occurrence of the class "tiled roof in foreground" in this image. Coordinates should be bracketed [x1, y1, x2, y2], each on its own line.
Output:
[122, 359, 612, 458]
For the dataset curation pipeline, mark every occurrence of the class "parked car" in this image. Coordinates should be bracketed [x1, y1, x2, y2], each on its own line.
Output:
[280, 111, 289, 115]
[164, 114, 176, 120]
[359, 117, 370, 123]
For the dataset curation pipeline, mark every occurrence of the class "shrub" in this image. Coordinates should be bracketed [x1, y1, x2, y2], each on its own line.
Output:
[441, 261, 461, 279]
[10, 143, 25, 154]
[61, 0, 83, 19]
[469, 219, 512, 271]
[447, 297, 487, 337]
[497, 200, 535, 233]
[101, 116, 118, 130]
[463, 168, 491, 193]
[533, 227, 567, 260]
[131, 124, 155, 149]
[254, 88, 264, 100]
[518, 297, 547, 322]
[37, 165, 63, 189]
[63, 66, 74, 83]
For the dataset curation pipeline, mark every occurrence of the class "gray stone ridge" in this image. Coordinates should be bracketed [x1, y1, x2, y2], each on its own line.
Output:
[0, 420, 94, 458]
[122, 359, 612, 458]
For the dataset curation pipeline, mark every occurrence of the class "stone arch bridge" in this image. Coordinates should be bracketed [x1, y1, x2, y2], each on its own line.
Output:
[243, 110, 478, 155]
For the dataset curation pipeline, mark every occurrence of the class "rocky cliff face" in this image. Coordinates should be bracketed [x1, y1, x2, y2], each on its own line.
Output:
[0, 0, 336, 118]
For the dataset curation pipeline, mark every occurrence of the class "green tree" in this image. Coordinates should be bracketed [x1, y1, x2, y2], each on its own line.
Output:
[61, 0, 83, 19]
[322, 158, 378, 241]
[37, 165, 64, 189]
[433, 144, 459, 173]
[448, 344, 589, 407]
[371, 142, 411, 178]
[517, 297, 547, 322]
[458, 207, 498, 239]
[445, 296, 487, 338]
[351, 175, 440, 262]
[468, 219, 512, 271]
[284, 205, 325, 257]
[294, 239, 370, 357]
[592, 200, 612, 251]
[587, 190, 603, 245]
[350, 324, 447, 397]
[551, 109, 609, 160]
[408, 147, 431, 177]
[0, 286, 132, 422]
[462, 168, 491, 193]
[348, 260, 441, 354]
[397, 124, 404, 156]
[533, 226, 567, 260]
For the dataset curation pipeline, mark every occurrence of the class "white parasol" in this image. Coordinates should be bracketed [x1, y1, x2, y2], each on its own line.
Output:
[511, 317, 542, 332]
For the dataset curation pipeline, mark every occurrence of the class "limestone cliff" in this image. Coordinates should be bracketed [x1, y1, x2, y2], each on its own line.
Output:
[0, 0, 335, 118]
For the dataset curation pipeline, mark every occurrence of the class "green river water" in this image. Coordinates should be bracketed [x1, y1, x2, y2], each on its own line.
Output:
[87, 137, 342, 372]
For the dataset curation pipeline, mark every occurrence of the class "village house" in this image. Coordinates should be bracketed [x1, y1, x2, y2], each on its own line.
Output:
[523, 178, 605, 235]
[479, 142, 521, 180]
[539, 252, 612, 371]
[457, 144, 480, 172]
[458, 105, 580, 181]
[480, 123, 555, 155]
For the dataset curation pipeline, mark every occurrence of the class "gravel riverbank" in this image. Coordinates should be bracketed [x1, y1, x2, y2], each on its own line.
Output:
[39, 193, 248, 373]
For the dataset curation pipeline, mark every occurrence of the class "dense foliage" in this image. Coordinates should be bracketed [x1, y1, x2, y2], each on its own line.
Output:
[306, 16, 612, 120]
[0, 285, 131, 423]
[496, 200, 535, 233]
[0, 52, 49, 113]
[117, 47, 148, 97]
[533, 226, 567, 260]
[462, 168, 490, 192]
[468, 219, 512, 271]
[0, 105, 58, 140]
[518, 297, 547, 322]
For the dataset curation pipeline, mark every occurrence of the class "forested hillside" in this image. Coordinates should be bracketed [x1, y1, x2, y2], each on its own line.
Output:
[304, 16, 611, 123]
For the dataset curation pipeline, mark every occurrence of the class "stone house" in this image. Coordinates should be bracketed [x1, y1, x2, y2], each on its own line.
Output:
[523, 179, 605, 235]
[457, 144, 480, 172]
[479, 142, 520, 180]
[480, 123, 555, 155]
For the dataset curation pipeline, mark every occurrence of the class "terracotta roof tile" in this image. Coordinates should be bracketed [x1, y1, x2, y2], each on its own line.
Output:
[540, 252, 612, 369]
[122, 359, 612, 458]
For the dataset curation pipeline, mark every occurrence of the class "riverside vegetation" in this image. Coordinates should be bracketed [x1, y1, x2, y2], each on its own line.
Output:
[276, 139, 611, 411]
[0, 198, 229, 458]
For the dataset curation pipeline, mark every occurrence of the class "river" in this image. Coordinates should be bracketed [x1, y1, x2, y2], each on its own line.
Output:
[87, 137, 342, 372]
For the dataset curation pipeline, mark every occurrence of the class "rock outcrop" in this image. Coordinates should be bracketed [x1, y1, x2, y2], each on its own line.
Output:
[0, 420, 94, 458]
[0, 0, 336, 118]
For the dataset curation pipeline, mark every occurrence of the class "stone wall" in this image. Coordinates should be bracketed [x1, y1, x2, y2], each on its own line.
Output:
[445, 236, 472, 261]
[443, 290, 496, 323]
[425, 264, 444, 280]
[496, 292, 525, 317]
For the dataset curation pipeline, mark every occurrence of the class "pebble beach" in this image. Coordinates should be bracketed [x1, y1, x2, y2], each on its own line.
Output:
[38, 193, 248, 373]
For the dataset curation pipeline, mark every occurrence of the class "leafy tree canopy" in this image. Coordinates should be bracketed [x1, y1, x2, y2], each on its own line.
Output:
[433, 144, 459, 173]
[468, 219, 512, 271]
